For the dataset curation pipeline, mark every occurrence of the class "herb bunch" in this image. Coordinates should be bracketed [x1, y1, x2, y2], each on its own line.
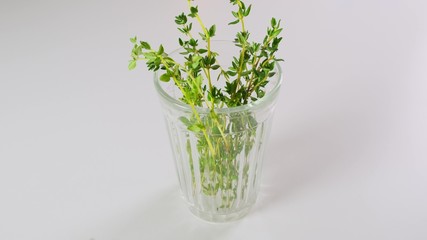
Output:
[129, 0, 283, 109]
[129, 0, 283, 210]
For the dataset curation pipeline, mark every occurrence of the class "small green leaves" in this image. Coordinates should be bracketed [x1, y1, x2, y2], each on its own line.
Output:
[188, 38, 198, 47]
[235, 31, 249, 45]
[271, 28, 282, 39]
[130, 36, 137, 43]
[180, 116, 206, 134]
[243, 4, 251, 17]
[189, 6, 198, 17]
[229, 0, 251, 27]
[178, 23, 193, 35]
[212, 126, 221, 135]
[225, 81, 238, 95]
[266, 17, 283, 42]
[198, 32, 207, 41]
[191, 55, 202, 68]
[175, 13, 187, 25]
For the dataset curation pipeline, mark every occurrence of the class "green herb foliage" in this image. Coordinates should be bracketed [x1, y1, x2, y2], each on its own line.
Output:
[129, 0, 283, 210]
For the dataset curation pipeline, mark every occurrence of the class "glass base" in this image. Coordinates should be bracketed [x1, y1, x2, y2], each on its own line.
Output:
[188, 205, 252, 223]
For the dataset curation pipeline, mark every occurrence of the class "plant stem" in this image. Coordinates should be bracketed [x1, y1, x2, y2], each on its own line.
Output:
[232, 0, 248, 102]
[159, 56, 216, 155]
[187, 0, 213, 93]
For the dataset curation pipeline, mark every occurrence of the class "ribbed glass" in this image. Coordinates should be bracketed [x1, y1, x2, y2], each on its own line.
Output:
[154, 41, 283, 222]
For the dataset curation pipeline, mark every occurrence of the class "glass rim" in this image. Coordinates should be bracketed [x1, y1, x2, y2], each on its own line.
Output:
[153, 41, 283, 114]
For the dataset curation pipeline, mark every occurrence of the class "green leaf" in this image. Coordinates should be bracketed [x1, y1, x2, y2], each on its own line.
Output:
[188, 124, 202, 133]
[140, 41, 151, 50]
[271, 28, 282, 38]
[271, 17, 277, 27]
[242, 70, 251, 76]
[244, 4, 252, 17]
[187, 23, 193, 31]
[199, 32, 207, 40]
[256, 89, 265, 98]
[159, 73, 171, 82]
[212, 126, 221, 135]
[248, 115, 258, 128]
[158, 44, 164, 55]
[128, 60, 136, 70]
[211, 65, 220, 70]
[209, 25, 216, 37]
[131, 51, 138, 59]
[143, 52, 156, 60]
[179, 116, 192, 127]
[228, 19, 239, 25]
[225, 81, 237, 94]
[130, 36, 137, 43]
[226, 70, 237, 77]
[192, 56, 201, 68]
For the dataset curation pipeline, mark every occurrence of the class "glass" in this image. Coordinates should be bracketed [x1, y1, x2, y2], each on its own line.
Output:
[154, 41, 283, 222]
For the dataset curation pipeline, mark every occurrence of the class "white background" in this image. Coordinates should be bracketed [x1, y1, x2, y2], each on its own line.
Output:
[1, 0, 427, 239]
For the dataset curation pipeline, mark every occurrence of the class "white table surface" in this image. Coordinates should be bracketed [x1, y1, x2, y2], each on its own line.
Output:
[1, 0, 427, 239]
